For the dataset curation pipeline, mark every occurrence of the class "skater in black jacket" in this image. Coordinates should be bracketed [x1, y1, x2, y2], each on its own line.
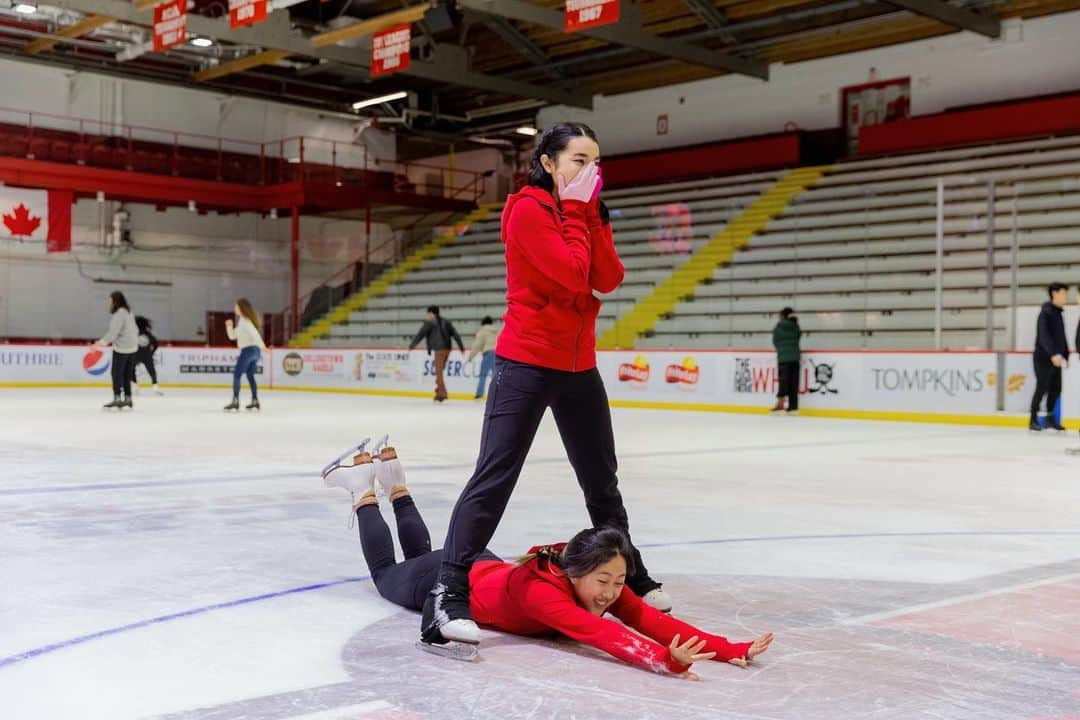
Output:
[132, 316, 162, 395]
[1029, 283, 1069, 432]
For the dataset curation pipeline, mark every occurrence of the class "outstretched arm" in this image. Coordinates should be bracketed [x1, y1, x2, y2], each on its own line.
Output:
[610, 589, 755, 663]
[409, 322, 430, 350]
[518, 577, 692, 676]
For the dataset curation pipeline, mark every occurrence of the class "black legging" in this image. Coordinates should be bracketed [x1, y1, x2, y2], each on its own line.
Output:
[357, 496, 498, 611]
[777, 361, 799, 411]
[132, 347, 158, 384]
[441, 356, 658, 597]
[111, 351, 135, 398]
[1029, 355, 1062, 422]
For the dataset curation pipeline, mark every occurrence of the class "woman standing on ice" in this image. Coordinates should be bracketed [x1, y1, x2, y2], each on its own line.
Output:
[224, 298, 266, 411]
[324, 448, 773, 672]
[420, 122, 670, 651]
[95, 290, 139, 410]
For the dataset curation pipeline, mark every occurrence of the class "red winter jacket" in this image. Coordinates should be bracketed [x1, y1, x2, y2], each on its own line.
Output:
[468, 546, 753, 676]
[495, 185, 625, 372]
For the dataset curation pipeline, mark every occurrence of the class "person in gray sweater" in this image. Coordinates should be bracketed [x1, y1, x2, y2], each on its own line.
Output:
[95, 291, 139, 409]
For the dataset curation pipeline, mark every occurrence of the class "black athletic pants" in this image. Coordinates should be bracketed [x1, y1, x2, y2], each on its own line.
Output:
[441, 356, 659, 597]
[777, 361, 799, 411]
[111, 351, 135, 398]
[1030, 354, 1062, 422]
[132, 347, 158, 384]
[357, 496, 497, 611]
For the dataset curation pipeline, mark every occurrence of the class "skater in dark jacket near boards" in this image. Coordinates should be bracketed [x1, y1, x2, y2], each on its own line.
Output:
[323, 444, 773, 672]
[1029, 283, 1069, 432]
[418, 122, 670, 654]
[770, 307, 801, 415]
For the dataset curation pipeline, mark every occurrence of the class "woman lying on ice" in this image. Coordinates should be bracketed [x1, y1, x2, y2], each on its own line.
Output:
[323, 441, 773, 677]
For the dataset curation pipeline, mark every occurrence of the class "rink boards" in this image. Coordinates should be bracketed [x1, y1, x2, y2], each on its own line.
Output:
[0, 344, 1067, 423]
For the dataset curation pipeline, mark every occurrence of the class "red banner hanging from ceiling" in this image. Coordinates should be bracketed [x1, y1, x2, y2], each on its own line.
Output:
[565, 0, 619, 32]
[152, 0, 187, 52]
[371, 24, 412, 78]
[229, 0, 268, 28]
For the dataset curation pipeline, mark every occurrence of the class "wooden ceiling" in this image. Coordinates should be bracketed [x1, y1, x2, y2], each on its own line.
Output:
[5, 0, 1080, 143]
[450, 0, 1080, 104]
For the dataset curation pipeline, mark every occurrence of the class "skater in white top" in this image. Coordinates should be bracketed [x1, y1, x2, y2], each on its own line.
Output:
[224, 298, 266, 411]
[95, 290, 139, 410]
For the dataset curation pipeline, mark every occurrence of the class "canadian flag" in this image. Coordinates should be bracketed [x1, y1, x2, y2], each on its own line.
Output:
[0, 187, 72, 252]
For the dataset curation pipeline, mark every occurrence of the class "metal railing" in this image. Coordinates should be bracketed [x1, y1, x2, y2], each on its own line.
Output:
[0, 106, 486, 202]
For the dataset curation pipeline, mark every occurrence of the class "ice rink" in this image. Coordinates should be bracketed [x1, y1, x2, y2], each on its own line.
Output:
[1, 387, 1078, 720]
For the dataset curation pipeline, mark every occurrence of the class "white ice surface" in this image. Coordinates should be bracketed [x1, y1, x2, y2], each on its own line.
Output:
[1, 388, 1077, 719]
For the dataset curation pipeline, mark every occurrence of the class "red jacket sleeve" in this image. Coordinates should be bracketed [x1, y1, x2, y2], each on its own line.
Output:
[506, 197, 591, 294]
[519, 576, 691, 675]
[587, 220, 624, 294]
[610, 589, 753, 663]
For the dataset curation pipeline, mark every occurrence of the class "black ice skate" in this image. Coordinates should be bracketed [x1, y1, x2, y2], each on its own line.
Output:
[419, 566, 479, 661]
[245, 399, 261, 411]
[224, 398, 240, 411]
[103, 397, 122, 410]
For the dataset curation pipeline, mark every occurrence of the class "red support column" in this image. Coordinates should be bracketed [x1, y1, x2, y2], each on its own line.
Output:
[291, 205, 300, 336]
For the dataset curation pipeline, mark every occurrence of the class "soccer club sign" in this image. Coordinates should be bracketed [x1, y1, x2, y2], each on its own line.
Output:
[565, 0, 620, 32]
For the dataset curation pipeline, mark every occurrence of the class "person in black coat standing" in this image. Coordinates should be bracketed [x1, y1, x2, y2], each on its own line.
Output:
[409, 305, 465, 403]
[1029, 282, 1070, 432]
[771, 307, 802, 415]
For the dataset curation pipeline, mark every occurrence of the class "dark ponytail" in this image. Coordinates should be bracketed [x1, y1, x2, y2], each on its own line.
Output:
[527, 122, 599, 193]
[516, 526, 635, 579]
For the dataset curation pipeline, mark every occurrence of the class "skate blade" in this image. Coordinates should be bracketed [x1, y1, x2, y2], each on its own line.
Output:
[416, 640, 479, 662]
[320, 439, 371, 477]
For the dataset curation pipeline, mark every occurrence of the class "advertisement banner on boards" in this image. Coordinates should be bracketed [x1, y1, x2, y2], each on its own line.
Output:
[0, 345, 1043, 419]
[860, 353, 997, 413]
[1002, 352, 1080, 418]
[717, 352, 853, 407]
[598, 352, 714, 402]
[0, 345, 91, 383]
[158, 347, 264, 386]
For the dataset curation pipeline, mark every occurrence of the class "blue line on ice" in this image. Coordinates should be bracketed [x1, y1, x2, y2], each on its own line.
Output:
[3, 529, 1078, 669]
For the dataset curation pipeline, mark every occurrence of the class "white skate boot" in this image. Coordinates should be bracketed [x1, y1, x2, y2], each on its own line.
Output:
[374, 438, 407, 496]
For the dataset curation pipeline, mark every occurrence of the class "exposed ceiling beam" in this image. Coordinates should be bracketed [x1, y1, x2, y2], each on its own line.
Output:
[458, 0, 768, 79]
[311, 4, 428, 48]
[881, 0, 1000, 37]
[680, 0, 728, 29]
[680, 0, 738, 43]
[24, 14, 112, 54]
[476, 12, 570, 81]
[480, 14, 548, 66]
[195, 49, 292, 82]
[42, 0, 593, 108]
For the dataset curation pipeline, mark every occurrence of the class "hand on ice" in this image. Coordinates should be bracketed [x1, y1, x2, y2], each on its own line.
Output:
[728, 632, 774, 668]
[669, 634, 716, 667]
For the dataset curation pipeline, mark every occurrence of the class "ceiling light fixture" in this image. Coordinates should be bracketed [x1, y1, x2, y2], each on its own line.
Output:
[13, 3, 37, 14]
[515, 126, 539, 137]
[190, 37, 214, 48]
[352, 91, 408, 111]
